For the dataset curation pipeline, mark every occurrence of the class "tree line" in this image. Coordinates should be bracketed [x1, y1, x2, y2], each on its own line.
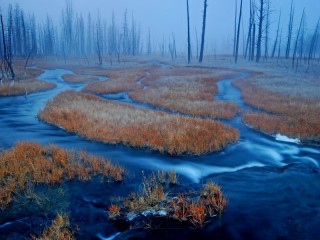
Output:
[231, 0, 319, 67]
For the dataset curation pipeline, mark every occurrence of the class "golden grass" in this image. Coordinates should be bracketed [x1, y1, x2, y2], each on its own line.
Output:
[109, 172, 227, 228]
[38, 91, 239, 155]
[0, 79, 56, 96]
[234, 73, 320, 142]
[0, 59, 55, 96]
[168, 182, 227, 228]
[62, 74, 99, 83]
[31, 213, 75, 240]
[82, 67, 146, 94]
[82, 65, 239, 119]
[130, 67, 239, 119]
[0, 141, 124, 209]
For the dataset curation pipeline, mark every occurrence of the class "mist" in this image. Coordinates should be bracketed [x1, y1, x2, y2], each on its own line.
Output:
[1, 0, 319, 55]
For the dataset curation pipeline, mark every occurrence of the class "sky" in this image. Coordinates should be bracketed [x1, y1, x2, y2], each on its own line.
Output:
[1, 0, 319, 54]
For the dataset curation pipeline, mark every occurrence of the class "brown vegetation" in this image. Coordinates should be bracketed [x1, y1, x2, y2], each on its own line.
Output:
[109, 171, 227, 228]
[62, 74, 100, 83]
[234, 73, 320, 142]
[31, 213, 75, 240]
[0, 59, 55, 96]
[82, 67, 146, 94]
[0, 141, 124, 209]
[168, 182, 227, 228]
[0, 79, 56, 96]
[38, 91, 239, 155]
[83, 65, 239, 119]
[130, 67, 239, 119]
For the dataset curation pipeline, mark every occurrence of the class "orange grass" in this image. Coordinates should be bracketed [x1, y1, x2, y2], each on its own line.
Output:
[31, 212, 75, 240]
[0, 141, 124, 209]
[62, 74, 99, 83]
[0, 79, 56, 96]
[38, 91, 239, 155]
[168, 182, 227, 228]
[111, 174, 227, 228]
[234, 74, 320, 142]
[123, 172, 166, 211]
[130, 67, 239, 119]
[82, 67, 146, 94]
[0, 59, 55, 96]
[107, 204, 121, 219]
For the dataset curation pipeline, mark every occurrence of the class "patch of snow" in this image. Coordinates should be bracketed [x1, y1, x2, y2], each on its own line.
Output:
[141, 209, 167, 217]
[275, 134, 300, 144]
[96, 232, 120, 240]
[126, 212, 137, 221]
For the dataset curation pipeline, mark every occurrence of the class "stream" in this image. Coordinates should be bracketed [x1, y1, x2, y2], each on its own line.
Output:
[0, 67, 319, 239]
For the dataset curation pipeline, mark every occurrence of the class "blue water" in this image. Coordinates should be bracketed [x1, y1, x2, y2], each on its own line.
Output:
[0, 67, 319, 239]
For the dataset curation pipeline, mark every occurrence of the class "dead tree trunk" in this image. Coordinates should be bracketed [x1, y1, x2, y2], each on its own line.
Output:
[199, 0, 208, 63]
[271, 11, 281, 58]
[235, 0, 243, 63]
[285, 0, 294, 59]
[187, 0, 191, 64]
[292, 9, 305, 68]
[244, 0, 253, 59]
[256, 0, 264, 62]
[233, 0, 237, 57]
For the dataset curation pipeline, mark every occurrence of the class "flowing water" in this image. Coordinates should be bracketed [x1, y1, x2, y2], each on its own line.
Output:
[0, 67, 319, 239]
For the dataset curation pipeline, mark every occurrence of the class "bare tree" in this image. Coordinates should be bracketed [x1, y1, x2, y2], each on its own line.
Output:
[199, 0, 208, 63]
[271, 10, 281, 58]
[285, 0, 294, 59]
[235, 0, 243, 63]
[233, 0, 237, 57]
[307, 18, 320, 67]
[186, 0, 191, 64]
[244, 0, 253, 59]
[292, 9, 305, 68]
[256, 0, 266, 62]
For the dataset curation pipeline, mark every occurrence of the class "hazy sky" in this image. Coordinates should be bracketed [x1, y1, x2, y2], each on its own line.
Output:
[1, 0, 319, 54]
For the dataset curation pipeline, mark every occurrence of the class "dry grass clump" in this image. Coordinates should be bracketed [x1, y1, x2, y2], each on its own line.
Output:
[31, 213, 75, 240]
[108, 173, 227, 228]
[0, 59, 55, 96]
[0, 141, 124, 209]
[168, 182, 227, 228]
[130, 67, 239, 119]
[38, 91, 238, 155]
[123, 172, 166, 211]
[62, 74, 99, 83]
[107, 204, 121, 219]
[234, 74, 320, 142]
[0, 79, 56, 96]
[82, 67, 146, 94]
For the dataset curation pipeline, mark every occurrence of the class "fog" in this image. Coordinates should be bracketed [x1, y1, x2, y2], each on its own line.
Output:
[1, 0, 319, 54]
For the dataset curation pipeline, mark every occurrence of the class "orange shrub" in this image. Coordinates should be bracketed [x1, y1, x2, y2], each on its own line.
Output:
[0, 141, 124, 209]
[234, 74, 320, 142]
[38, 91, 239, 155]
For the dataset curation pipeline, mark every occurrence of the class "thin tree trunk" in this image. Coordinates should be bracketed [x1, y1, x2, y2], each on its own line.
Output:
[292, 9, 304, 68]
[235, 0, 243, 63]
[271, 11, 281, 58]
[199, 0, 208, 63]
[187, 0, 191, 64]
[285, 0, 294, 59]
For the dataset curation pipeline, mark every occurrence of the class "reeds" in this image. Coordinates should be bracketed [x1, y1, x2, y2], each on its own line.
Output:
[38, 91, 239, 155]
[62, 74, 99, 83]
[31, 213, 74, 240]
[0, 79, 56, 96]
[167, 182, 227, 228]
[130, 67, 239, 119]
[234, 73, 320, 142]
[0, 141, 124, 209]
[109, 172, 227, 228]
